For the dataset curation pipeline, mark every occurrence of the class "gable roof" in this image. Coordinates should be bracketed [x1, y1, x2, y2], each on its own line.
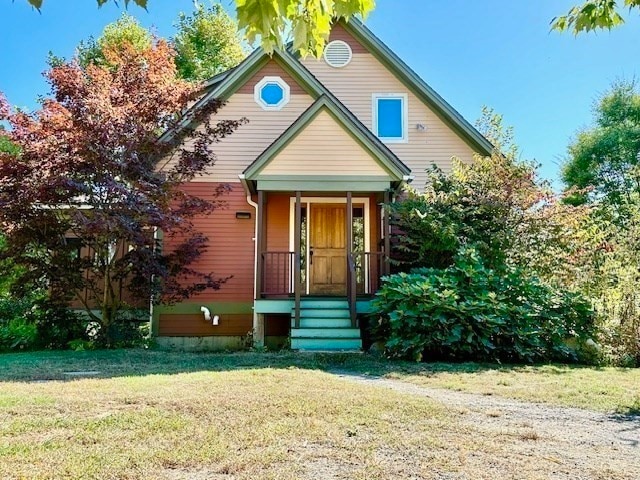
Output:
[243, 94, 410, 182]
[164, 19, 492, 157]
[330, 19, 493, 155]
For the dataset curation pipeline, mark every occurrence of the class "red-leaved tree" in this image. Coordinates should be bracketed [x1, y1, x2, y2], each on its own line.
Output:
[0, 39, 243, 342]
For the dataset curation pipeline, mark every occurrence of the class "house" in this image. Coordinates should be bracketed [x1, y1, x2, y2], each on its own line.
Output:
[153, 19, 493, 351]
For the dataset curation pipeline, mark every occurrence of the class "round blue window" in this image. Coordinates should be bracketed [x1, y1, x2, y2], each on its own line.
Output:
[260, 82, 284, 106]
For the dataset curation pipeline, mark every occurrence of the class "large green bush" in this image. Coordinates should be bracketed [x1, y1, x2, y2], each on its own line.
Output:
[0, 294, 87, 351]
[372, 248, 596, 363]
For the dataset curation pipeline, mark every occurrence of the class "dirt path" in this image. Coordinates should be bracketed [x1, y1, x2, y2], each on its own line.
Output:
[331, 371, 640, 479]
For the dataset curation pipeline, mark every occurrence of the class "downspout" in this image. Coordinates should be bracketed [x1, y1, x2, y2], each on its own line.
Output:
[238, 174, 260, 342]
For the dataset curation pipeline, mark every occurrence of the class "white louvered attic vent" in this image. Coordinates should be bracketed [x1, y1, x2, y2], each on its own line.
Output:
[323, 40, 353, 68]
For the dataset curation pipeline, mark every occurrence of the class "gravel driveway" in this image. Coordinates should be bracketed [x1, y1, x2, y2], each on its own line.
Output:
[332, 371, 640, 479]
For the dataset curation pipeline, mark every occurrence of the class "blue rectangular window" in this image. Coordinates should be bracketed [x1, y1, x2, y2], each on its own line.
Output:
[376, 97, 404, 139]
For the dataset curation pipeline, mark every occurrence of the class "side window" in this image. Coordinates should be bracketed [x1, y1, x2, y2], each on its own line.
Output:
[372, 94, 408, 143]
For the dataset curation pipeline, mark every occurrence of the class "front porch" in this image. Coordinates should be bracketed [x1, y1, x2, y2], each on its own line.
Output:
[239, 95, 411, 349]
[252, 190, 392, 350]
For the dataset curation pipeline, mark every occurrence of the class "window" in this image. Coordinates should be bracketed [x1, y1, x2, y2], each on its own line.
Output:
[372, 93, 408, 143]
[254, 76, 290, 111]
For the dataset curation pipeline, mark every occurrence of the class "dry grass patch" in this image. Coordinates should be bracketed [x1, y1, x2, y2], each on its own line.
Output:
[377, 363, 640, 414]
[1, 350, 637, 479]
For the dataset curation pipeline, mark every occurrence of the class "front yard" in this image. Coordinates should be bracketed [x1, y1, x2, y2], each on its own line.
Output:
[0, 350, 638, 479]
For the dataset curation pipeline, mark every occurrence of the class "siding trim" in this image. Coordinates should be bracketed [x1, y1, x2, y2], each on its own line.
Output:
[244, 95, 410, 181]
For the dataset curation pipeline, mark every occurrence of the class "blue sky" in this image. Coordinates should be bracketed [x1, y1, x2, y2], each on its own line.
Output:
[1, 0, 640, 186]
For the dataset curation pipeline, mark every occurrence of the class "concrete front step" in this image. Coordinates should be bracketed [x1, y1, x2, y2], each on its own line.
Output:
[291, 337, 362, 351]
[291, 327, 361, 339]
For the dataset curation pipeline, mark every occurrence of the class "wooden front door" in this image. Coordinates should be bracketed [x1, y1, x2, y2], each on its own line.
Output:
[309, 204, 347, 295]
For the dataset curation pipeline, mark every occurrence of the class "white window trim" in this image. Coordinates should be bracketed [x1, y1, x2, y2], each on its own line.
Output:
[372, 93, 409, 143]
[288, 197, 371, 295]
[254, 76, 291, 111]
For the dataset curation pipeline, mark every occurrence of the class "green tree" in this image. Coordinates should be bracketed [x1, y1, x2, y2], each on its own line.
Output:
[553, 0, 640, 34]
[562, 81, 640, 212]
[236, 0, 375, 56]
[174, 2, 246, 82]
[76, 13, 152, 68]
[25, 0, 375, 57]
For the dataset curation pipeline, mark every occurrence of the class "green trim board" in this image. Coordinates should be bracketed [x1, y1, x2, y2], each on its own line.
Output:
[356, 299, 374, 314]
[155, 302, 254, 315]
[243, 95, 410, 181]
[159, 49, 319, 144]
[257, 179, 391, 192]
[254, 299, 295, 314]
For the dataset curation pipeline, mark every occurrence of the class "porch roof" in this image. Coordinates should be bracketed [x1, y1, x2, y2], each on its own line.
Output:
[243, 95, 411, 192]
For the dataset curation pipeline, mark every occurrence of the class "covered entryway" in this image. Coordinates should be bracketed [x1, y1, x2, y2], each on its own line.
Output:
[241, 95, 412, 349]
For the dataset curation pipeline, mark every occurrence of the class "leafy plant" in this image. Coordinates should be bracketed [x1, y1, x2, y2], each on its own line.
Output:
[0, 318, 38, 351]
[372, 247, 596, 363]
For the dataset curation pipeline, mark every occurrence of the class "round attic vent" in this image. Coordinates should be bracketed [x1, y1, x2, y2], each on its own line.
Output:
[323, 40, 352, 68]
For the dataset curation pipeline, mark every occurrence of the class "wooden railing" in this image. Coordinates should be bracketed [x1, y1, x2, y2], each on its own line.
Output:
[260, 251, 294, 297]
[347, 251, 387, 328]
[351, 251, 386, 295]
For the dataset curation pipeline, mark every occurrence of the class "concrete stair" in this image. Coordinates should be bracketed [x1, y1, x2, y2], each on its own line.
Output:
[290, 299, 362, 351]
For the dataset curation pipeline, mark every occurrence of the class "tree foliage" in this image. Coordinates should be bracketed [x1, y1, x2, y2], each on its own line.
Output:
[25, 0, 374, 57]
[76, 13, 152, 68]
[552, 0, 640, 34]
[0, 39, 243, 344]
[174, 2, 246, 82]
[373, 248, 595, 363]
[27, 0, 148, 10]
[390, 109, 587, 287]
[236, 0, 375, 56]
[562, 80, 640, 213]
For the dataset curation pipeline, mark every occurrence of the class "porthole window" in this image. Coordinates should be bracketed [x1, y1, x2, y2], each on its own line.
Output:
[254, 76, 290, 111]
[324, 40, 353, 68]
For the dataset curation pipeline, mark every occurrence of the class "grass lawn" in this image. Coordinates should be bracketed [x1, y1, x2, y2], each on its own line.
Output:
[0, 350, 638, 479]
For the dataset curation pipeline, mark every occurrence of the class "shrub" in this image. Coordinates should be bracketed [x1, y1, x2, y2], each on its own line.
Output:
[371, 248, 596, 363]
[0, 317, 38, 351]
[91, 308, 150, 348]
[0, 296, 38, 351]
[25, 299, 87, 350]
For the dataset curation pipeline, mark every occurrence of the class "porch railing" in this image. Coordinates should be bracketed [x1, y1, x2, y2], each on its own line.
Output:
[351, 251, 386, 295]
[260, 251, 294, 297]
[260, 249, 388, 306]
[347, 251, 387, 327]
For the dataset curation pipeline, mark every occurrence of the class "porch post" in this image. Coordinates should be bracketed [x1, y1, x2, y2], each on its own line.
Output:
[383, 190, 391, 276]
[294, 191, 302, 329]
[255, 190, 265, 300]
[346, 192, 357, 327]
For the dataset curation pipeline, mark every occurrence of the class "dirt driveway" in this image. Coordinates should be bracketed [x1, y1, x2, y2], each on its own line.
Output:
[333, 371, 640, 479]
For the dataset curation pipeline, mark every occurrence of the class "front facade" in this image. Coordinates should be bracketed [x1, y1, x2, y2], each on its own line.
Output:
[153, 20, 492, 351]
